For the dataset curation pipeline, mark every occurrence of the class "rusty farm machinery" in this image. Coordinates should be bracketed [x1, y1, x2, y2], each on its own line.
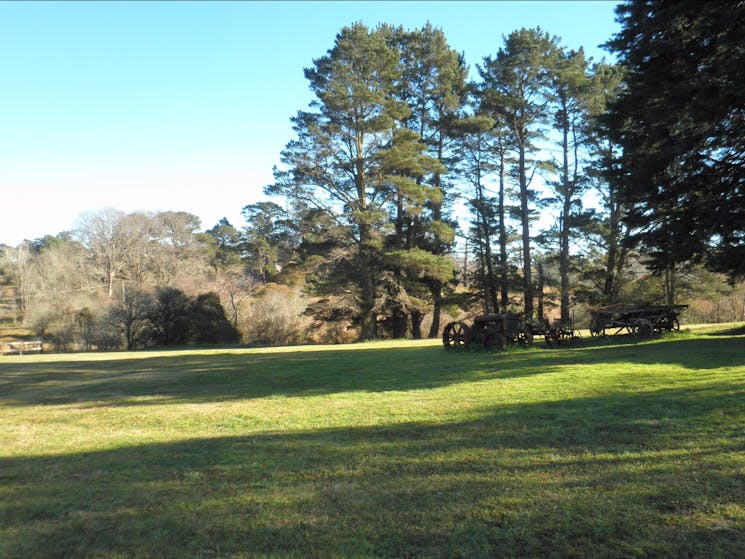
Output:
[442, 312, 581, 349]
[443, 302, 685, 350]
[442, 312, 533, 349]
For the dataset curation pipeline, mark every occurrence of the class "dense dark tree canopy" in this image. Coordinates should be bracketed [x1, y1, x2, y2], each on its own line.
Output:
[606, 0, 745, 280]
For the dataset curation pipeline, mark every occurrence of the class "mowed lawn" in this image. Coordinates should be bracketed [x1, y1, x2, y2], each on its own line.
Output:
[2, 327, 745, 558]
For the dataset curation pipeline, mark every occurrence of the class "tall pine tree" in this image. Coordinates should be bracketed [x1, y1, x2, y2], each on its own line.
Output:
[268, 24, 446, 340]
[606, 0, 745, 281]
[479, 28, 560, 319]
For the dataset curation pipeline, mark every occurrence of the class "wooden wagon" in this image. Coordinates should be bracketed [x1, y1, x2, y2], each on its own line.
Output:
[588, 303, 687, 339]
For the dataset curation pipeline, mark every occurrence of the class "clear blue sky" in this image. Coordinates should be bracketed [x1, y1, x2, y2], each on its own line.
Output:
[0, 1, 620, 246]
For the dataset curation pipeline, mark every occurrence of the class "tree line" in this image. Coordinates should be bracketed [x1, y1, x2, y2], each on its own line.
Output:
[2, 1, 744, 349]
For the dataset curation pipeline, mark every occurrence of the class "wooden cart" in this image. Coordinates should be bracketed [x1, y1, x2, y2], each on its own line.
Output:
[588, 303, 687, 339]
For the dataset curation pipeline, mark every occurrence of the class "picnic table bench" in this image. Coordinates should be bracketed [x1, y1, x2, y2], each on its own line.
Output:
[1, 340, 43, 355]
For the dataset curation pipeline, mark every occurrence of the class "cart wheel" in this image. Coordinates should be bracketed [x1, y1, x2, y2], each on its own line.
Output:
[632, 319, 654, 339]
[518, 330, 533, 347]
[662, 317, 680, 332]
[589, 318, 604, 337]
[545, 328, 560, 347]
[442, 321, 469, 349]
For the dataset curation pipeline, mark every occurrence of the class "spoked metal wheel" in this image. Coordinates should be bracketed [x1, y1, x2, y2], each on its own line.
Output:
[442, 321, 470, 349]
[659, 317, 680, 332]
[519, 330, 534, 347]
[544, 327, 561, 348]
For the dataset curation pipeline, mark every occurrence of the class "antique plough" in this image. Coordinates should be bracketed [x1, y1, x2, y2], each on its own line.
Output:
[542, 317, 581, 347]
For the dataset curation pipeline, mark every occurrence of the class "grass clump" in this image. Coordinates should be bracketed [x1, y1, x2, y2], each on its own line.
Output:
[1, 329, 745, 557]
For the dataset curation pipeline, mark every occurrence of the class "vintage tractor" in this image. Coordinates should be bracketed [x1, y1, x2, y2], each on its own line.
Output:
[442, 312, 533, 349]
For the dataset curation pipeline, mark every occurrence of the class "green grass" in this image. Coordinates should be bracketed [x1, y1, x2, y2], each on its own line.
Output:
[2, 328, 745, 558]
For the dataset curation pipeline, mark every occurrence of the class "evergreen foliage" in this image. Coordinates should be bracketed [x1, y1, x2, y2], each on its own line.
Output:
[148, 287, 193, 346]
[268, 23, 461, 340]
[606, 0, 745, 281]
[190, 292, 241, 344]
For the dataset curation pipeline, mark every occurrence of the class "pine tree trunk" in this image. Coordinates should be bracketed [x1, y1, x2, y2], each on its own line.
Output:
[537, 260, 545, 321]
[475, 166, 499, 314]
[518, 142, 533, 320]
[560, 210, 570, 324]
[357, 219, 378, 340]
[498, 150, 509, 312]
[560, 106, 571, 324]
[604, 180, 627, 302]
[411, 309, 424, 339]
[427, 281, 443, 338]
[359, 265, 377, 340]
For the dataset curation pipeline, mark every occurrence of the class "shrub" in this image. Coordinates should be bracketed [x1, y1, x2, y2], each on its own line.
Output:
[147, 287, 192, 346]
[103, 290, 153, 350]
[241, 285, 309, 346]
[190, 292, 241, 344]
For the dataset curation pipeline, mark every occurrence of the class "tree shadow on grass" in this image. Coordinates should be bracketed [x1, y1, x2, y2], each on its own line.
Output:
[703, 324, 745, 336]
[1, 334, 744, 408]
[2, 382, 745, 558]
[0, 345, 502, 407]
[551, 333, 745, 366]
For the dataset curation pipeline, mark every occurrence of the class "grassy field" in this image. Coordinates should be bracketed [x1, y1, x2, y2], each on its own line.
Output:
[2, 326, 745, 558]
